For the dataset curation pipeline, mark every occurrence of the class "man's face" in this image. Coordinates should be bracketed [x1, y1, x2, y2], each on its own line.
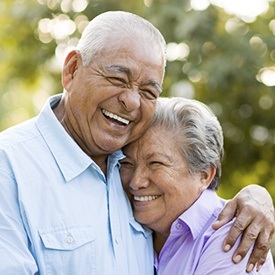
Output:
[62, 36, 165, 158]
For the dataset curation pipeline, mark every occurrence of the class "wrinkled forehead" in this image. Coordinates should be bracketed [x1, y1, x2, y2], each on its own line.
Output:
[94, 35, 165, 86]
[105, 32, 165, 65]
[123, 125, 162, 154]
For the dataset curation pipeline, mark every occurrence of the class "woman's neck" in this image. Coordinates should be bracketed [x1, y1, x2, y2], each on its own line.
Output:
[153, 231, 169, 254]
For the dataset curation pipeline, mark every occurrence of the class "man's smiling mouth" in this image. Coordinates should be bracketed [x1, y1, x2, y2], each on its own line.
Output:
[102, 109, 130, 125]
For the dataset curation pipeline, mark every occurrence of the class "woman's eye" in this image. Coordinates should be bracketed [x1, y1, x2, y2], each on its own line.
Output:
[149, 161, 164, 166]
[120, 161, 134, 168]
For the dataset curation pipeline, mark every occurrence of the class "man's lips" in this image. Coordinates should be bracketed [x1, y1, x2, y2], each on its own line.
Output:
[102, 109, 130, 125]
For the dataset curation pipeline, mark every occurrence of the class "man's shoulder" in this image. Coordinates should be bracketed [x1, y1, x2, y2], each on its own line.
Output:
[0, 117, 39, 149]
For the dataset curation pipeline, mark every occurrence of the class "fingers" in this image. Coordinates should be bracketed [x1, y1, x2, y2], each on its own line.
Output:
[222, 214, 253, 254]
[212, 184, 275, 272]
[244, 229, 272, 272]
[224, 218, 274, 272]
[212, 200, 237, 230]
[230, 223, 259, 263]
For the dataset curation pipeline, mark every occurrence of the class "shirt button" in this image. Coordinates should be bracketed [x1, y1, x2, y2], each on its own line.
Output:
[66, 236, 74, 243]
[176, 223, 182, 230]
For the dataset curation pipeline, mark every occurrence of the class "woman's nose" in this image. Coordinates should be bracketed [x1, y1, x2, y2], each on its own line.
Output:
[129, 171, 150, 191]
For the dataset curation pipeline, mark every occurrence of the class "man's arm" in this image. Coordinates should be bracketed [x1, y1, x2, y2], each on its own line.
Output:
[212, 184, 275, 272]
[0, 163, 38, 274]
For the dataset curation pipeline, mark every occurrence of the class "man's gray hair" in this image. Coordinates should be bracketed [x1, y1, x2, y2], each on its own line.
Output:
[152, 97, 224, 190]
[76, 11, 167, 68]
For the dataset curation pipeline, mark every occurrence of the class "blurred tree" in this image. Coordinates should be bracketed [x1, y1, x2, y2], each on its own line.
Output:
[0, 0, 275, 202]
[145, 0, 275, 199]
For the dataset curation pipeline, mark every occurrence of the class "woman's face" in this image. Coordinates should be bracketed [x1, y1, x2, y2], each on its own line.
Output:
[120, 126, 209, 236]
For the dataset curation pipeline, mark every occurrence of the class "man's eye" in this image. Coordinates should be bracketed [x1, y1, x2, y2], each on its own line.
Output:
[140, 89, 158, 100]
[108, 77, 127, 84]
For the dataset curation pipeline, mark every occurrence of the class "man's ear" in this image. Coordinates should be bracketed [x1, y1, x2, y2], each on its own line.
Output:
[62, 50, 80, 89]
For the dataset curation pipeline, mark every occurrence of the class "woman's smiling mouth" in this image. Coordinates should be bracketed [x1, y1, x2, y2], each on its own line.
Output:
[134, 195, 160, 202]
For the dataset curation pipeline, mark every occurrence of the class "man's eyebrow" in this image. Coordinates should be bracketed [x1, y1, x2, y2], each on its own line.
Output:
[105, 65, 131, 76]
[105, 65, 162, 93]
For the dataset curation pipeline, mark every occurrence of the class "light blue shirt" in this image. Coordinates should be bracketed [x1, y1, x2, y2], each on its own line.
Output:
[0, 94, 153, 275]
[155, 189, 274, 274]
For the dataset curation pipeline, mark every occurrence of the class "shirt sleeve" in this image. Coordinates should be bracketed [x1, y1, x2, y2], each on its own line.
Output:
[193, 221, 272, 275]
[0, 154, 38, 274]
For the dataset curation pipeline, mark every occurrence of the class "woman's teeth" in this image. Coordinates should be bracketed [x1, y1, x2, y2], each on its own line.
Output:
[134, 195, 160, 202]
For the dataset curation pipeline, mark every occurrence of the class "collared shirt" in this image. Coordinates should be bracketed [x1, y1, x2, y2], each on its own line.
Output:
[0, 94, 153, 275]
[154, 189, 274, 275]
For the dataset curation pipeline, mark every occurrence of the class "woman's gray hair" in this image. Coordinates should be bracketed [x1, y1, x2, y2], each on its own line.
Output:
[152, 97, 224, 190]
[76, 11, 167, 69]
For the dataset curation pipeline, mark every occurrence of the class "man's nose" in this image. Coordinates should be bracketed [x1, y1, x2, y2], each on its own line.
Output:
[118, 88, 141, 112]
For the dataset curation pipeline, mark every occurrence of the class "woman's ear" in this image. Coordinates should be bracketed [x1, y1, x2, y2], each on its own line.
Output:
[200, 166, 216, 191]
[62, 50, 80, 89]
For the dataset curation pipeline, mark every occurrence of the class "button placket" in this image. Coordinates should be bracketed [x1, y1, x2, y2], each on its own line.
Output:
[176, 223, 182, 230]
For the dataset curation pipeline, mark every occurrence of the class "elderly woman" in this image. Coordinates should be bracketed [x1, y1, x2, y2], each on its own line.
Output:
[120, 97, 274, 274]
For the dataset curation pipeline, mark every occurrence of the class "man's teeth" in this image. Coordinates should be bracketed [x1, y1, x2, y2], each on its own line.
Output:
[134, 195, 160, 202]
[102, 109, 130, 125]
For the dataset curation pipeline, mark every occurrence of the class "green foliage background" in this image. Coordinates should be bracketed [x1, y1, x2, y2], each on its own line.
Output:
[1, 0, 275, 256]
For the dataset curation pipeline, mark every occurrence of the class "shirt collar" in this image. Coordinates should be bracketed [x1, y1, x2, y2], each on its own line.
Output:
[176, 189, 219, 239]
[35, 94, 123, 182]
